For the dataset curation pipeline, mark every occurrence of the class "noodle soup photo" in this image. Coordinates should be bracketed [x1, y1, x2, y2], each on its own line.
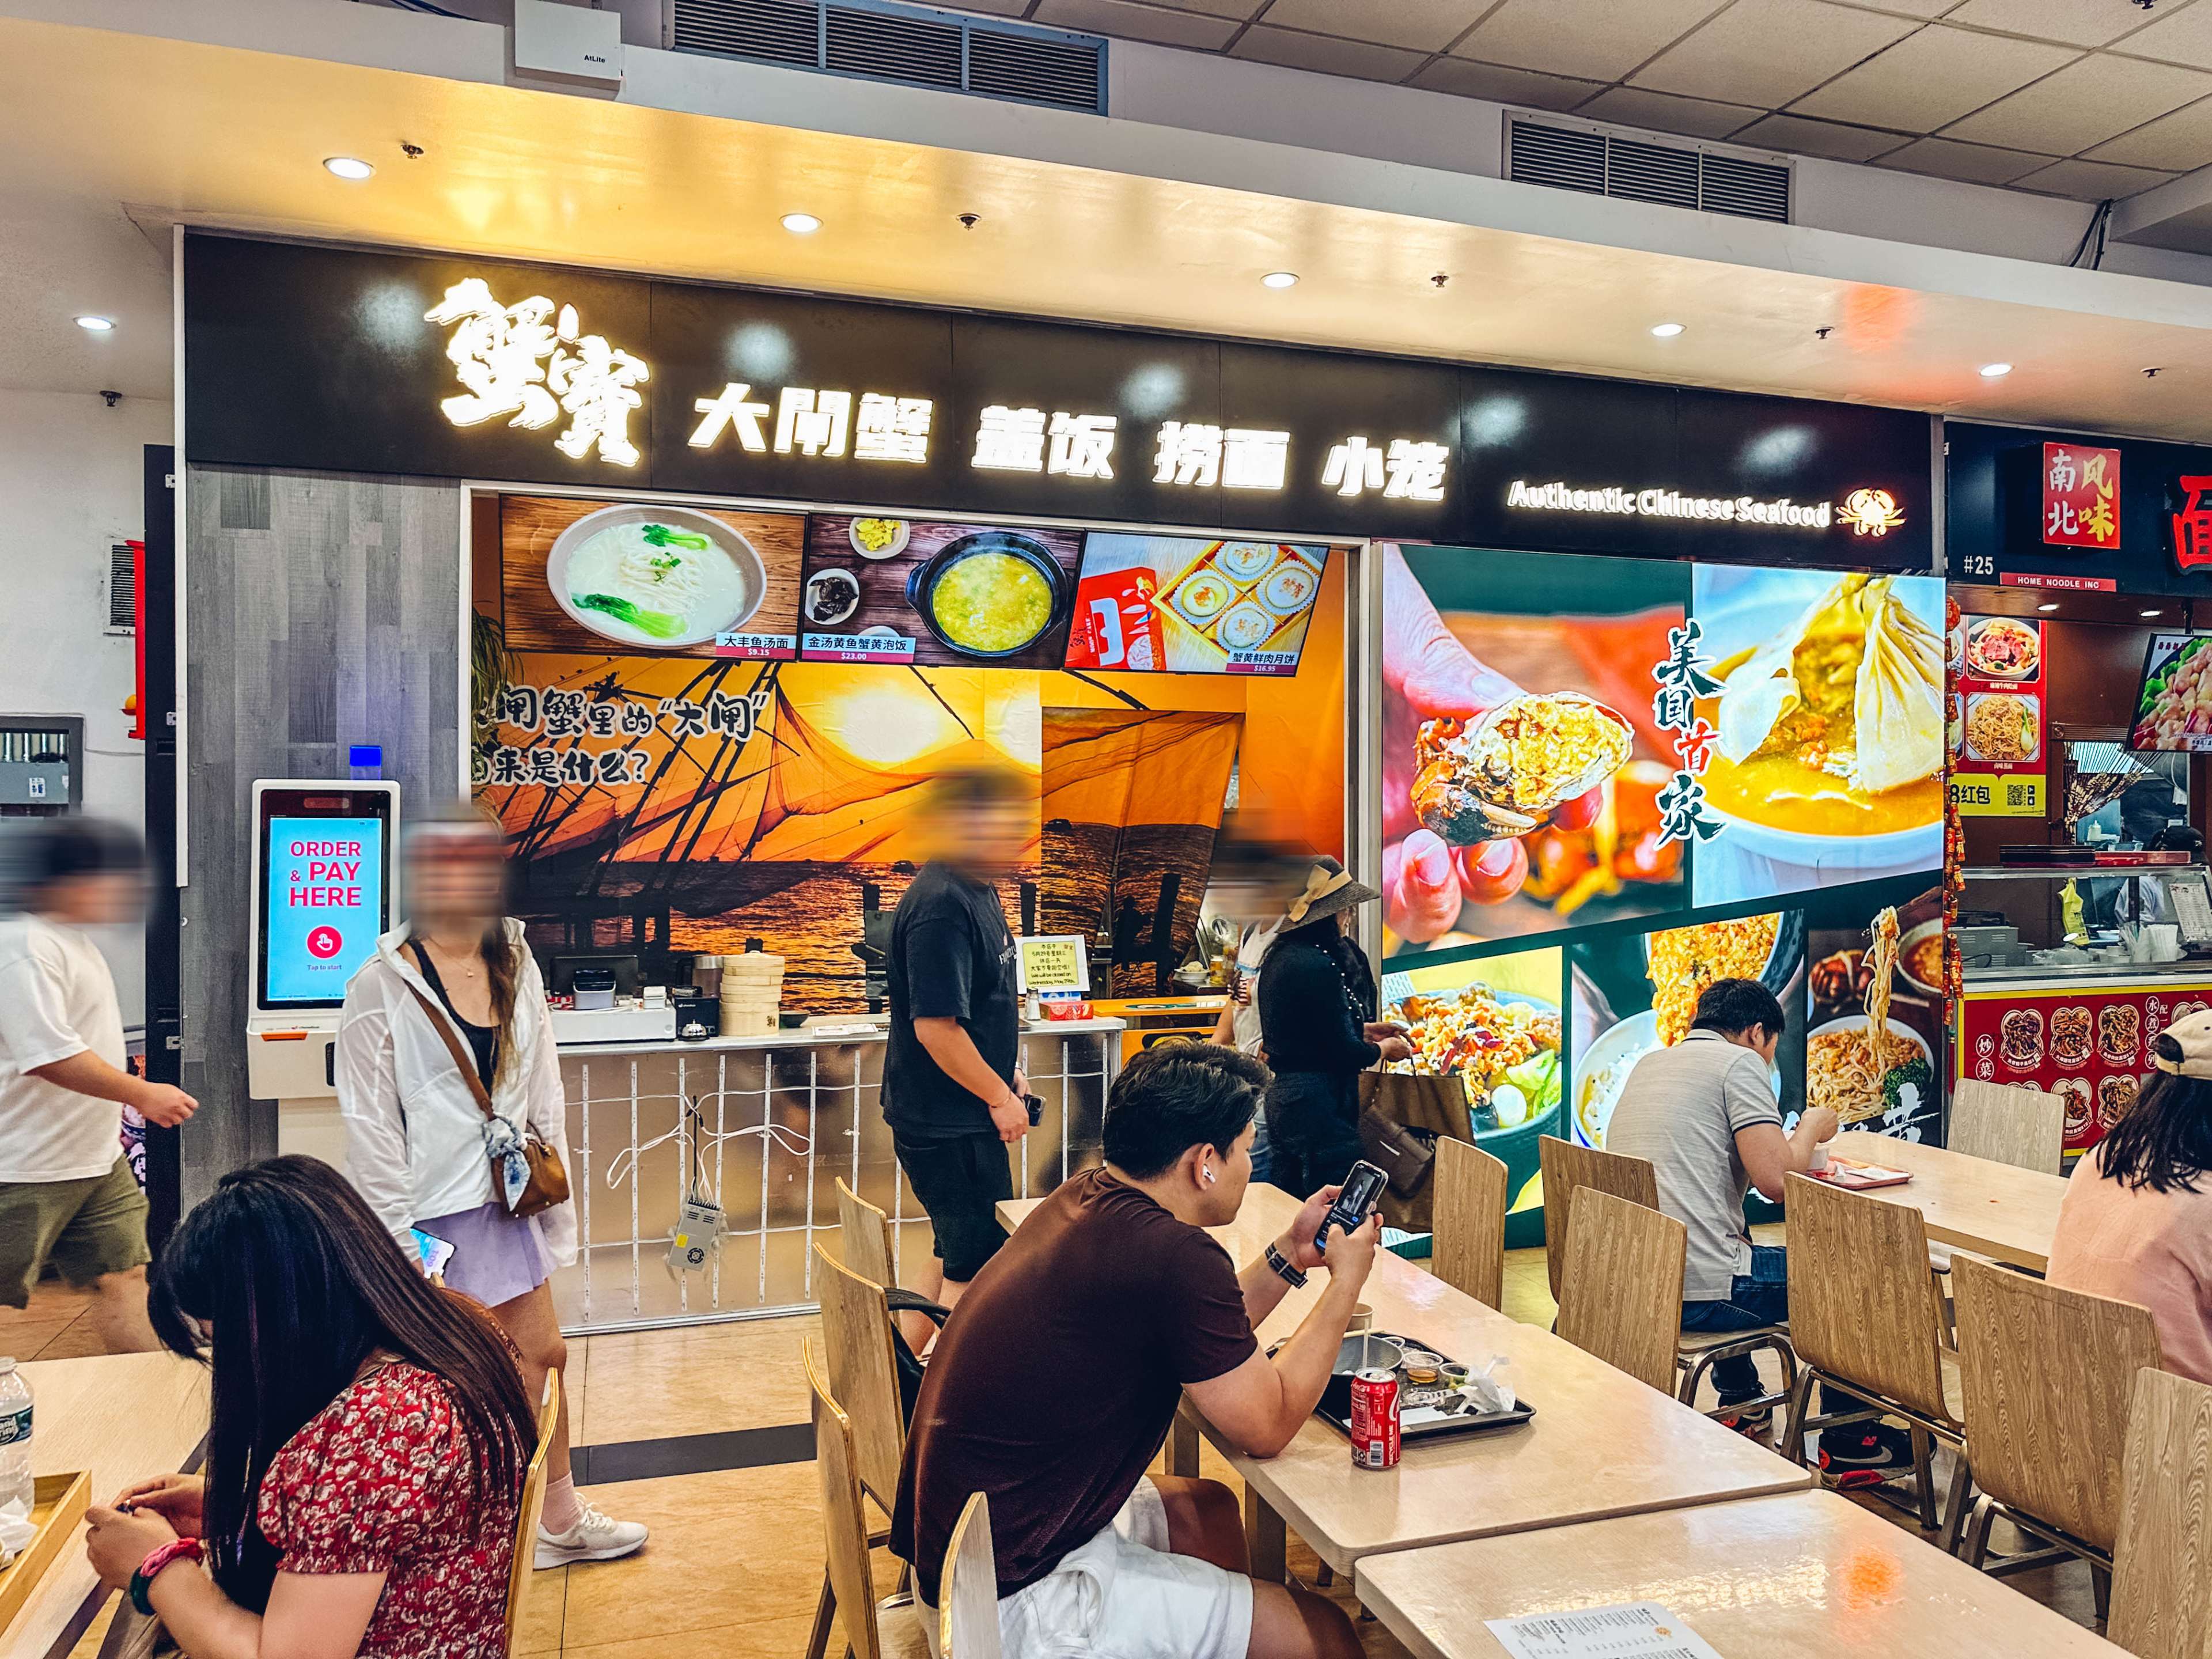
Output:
[1690, 566, 1944, 906]
[1804, 888, 1943, 1141]
[550, 506, 770, 647]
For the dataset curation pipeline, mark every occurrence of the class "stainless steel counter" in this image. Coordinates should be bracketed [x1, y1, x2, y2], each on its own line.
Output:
[549, 1018, 1123, 1333]
[1964, 961, 2212, 988]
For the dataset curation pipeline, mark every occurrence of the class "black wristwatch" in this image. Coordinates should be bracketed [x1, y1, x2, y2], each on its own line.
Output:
[1264, 1240, 1308, 1289]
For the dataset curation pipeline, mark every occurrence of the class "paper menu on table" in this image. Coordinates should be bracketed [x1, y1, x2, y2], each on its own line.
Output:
[1486, 1603, 1724, 1659]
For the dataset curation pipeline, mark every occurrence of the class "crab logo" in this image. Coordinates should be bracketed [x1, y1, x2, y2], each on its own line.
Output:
[1838, 487, 1907, 537]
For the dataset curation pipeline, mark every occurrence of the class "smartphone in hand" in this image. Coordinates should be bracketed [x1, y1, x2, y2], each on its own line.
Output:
[1315, 1160, 1389, 1252]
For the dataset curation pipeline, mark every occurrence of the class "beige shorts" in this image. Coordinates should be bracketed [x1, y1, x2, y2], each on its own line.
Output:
[0, 1158, 150, 1306]
[917, 1478, 1253, 1659]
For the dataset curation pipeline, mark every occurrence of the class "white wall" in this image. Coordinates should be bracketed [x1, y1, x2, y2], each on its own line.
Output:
[0, 388, 169, 1024]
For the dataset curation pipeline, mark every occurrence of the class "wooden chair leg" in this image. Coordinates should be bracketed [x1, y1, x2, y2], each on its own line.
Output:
[1909, 1427, 1938, 1531]
[1962, 1496, 1999, 1572]
[2092, 1563, 2112, 1623]
[1938, 1454, 1975, 1556]
[805, 1570, 836, 1659]
[1316, 1563, 1334, 1588]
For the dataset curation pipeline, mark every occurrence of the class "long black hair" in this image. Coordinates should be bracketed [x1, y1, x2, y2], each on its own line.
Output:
[2100, 1034, 2212, 1194]
[149, 1157, 537, 1612]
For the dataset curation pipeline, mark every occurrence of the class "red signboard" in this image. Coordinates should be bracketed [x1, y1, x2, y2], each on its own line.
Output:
[1959, 983, 2207, 1153]
[2174, 475, 2212, 573]
[2041, 442, 2119, 549]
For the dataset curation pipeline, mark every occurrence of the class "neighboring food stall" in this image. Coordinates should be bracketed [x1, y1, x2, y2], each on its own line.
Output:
[1944, 423, 2212, 1160]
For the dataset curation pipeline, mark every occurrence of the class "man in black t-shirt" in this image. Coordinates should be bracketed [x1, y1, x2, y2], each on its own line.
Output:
[893, 1045, 1372, 1659]
[884, 768, 1032, 1312]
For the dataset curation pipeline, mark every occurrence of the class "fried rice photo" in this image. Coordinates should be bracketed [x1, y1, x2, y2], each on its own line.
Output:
[1647, 913, 1782, 1046]
[1388, 990, 1561, 1091]
[1965, 694, 2037, 764]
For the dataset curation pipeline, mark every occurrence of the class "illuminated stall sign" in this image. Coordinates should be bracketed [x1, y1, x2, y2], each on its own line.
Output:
[184, 234, 1934, 566]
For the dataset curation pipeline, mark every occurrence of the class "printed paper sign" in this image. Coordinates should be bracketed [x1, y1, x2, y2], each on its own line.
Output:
[1016, 934, 1090, 994]
[1486, 1603, 1725, 1659]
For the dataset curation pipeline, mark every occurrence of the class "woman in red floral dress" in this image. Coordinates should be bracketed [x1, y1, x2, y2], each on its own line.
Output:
[83, 1157, 539, 1658]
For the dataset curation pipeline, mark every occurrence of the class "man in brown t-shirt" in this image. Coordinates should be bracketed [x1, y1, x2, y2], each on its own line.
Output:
[892, 1045, 1374, 1659]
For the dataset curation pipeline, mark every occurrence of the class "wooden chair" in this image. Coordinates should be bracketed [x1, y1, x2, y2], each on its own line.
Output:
[940, 1491, 1002, 1659]
[2111, 1367, 2212, 1659]
[839, 1176, 898, 1289]
[806, 1340, 929, 1659]
[808, 1243, 910, 1659]
[1948, 1078, 2065, 1174]
[1539, 1134, 1794, 1418]
[1779, 1171, 1969, 1541]
[1952, 1252, 2162, 1605]
[502, 1369, 562, 1657]
[1555, 1187, 1687, 1396]
[1429, 1136, 1508, 1310]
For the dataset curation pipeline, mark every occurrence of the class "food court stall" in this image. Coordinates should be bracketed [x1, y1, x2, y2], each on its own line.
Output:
[1944, 423, 2212, 1158]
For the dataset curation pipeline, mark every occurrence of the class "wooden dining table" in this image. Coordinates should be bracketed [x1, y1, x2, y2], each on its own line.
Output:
[1355, 1489, 2126, 1659]
[1830, 1131, 2067, 1272]
[3, 1351, 209, 1659]
[999, 1183, 1811, 1578]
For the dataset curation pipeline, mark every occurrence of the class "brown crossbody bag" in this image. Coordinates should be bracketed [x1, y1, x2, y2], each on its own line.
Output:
[403, 953, 570, 1220]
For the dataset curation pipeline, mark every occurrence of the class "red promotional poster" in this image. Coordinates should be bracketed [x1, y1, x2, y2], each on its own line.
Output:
[1949, 615, 2044, 817]
[1066, 566, 1164, 672]
[1957, 984, 2206, 1152]
[2041, 443, 2119, 550]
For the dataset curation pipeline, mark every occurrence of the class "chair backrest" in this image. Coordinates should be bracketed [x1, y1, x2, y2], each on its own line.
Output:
[1555, 1186, 1687, 1395]
[1430, 1137, 1509, 1311]
[1948, 1078, 2065, 1174]
[1539, 1135, 1660, 1303]
[2112, 1366, 2212, 1659]
[1953, 1252, 2163, 1554]
[805, 1339, 889, 1659]
[1782, 1172, 1953, 1424]
[503, 1369, 562, 1657]
[813, 1241, 907, 1513]
[941, 1490, 1002, 1659]
[838, 1176, 897, 1290]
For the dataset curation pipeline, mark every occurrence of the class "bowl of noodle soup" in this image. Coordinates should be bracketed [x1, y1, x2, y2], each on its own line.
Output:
[1805, 1015, 1933, 1127]
[548, 505, 767, 649]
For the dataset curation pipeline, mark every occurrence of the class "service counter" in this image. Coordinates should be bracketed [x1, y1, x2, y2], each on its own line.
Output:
[548, 1017, 1123, 1333]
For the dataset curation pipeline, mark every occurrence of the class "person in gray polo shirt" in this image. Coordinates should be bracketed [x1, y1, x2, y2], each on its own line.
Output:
[1606, 978, 1912, 1478]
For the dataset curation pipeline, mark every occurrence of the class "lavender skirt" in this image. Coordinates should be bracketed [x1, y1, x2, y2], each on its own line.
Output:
[417, 1201, 556, 1309]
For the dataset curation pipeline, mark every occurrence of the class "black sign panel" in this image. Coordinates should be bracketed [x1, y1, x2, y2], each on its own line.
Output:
[183, 233, 1933, 568]
[1948, 421, 2212, 597]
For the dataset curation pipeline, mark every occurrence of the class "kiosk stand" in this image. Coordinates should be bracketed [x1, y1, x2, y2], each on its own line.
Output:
[245, 780, 399, 1166]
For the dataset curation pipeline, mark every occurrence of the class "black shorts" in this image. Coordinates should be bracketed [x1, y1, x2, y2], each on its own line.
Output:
[892, 1129, 1014, 1284]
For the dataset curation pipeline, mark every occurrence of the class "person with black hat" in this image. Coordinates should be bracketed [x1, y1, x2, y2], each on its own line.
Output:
[1255, 859, 1410, 1198]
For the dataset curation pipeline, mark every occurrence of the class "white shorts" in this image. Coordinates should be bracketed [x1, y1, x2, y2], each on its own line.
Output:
[917, 1478, 1254, 1659]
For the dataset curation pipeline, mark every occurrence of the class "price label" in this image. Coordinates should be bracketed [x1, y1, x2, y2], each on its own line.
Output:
[713, 631, 796, 660]
[802, 631, 916, 664]
[1225, 649, 1298, 676]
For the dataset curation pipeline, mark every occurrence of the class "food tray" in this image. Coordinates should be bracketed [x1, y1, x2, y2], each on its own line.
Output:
[1158, 543, 1320, 656]
[0, 1470, 92, 1637]
[1294, 1332, 1536, 1444]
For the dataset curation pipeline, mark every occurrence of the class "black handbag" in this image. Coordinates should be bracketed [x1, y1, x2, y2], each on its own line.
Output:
[887, 1289, 952, 1424]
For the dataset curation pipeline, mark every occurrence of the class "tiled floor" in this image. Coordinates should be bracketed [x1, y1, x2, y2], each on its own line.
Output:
[7, 1238, 2100, 1659]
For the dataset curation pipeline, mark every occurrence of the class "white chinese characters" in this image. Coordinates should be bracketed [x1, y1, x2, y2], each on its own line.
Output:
[1151, 423, 1292, 492]
[688, 382, 934, 462]
[1321, 435, 1448, 501]
[425, 279, 649, 467]
[972, 408, 1119, 479]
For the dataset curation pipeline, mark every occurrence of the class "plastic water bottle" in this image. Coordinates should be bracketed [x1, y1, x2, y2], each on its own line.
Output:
[0, 1359, 32, 1513]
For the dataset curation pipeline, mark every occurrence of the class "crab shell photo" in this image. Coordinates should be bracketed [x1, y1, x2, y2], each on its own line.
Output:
[1412, 692, 1636, 844]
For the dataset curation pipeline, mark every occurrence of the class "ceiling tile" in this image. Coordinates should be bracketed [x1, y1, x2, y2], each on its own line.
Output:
[2010, 156, 2179, 199]
[1449, 0, 1733, 84]
[1732, 112, 1911, 160]
[1870, 134, 2055, 183]
[1576, 85, 1764, 139]
[1253, 0, 1490, 52]
[1943, 52, 2212, 151]
[2110, 1, 2212, 71]
[1789, 25, 2075, 130]
[1227, 24, 1428, 80]
[1843, 0, 1964, 14]
[1631, 0, 1920, 108]
[1032, 0, 1242, 48]
[2086, 95, 2212, 170]
[945, 0, 1036, 14]
[1943, 0, 2150, 48]
[1408, 58, 1606, 111]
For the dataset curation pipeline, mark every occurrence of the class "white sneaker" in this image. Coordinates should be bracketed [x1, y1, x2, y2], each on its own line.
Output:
[535, 1502, 649, 1568]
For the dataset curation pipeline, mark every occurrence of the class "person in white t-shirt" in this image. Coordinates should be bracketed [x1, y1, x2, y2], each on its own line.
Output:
[0, 819, 196, 1352]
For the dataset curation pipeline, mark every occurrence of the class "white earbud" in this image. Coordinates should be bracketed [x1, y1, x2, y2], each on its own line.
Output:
[1202, 1165, 1217, 1185]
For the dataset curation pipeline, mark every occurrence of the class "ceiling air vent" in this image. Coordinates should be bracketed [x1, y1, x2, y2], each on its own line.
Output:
[1509, 118, 1791, 224]
[673, 0, 1107, 113]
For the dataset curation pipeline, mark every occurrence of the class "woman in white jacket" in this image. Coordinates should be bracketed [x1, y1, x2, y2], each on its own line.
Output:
[336, 804, 646, 1569]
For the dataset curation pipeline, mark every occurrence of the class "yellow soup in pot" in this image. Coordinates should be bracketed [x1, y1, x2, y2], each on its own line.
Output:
[930, 551, 1054, 654]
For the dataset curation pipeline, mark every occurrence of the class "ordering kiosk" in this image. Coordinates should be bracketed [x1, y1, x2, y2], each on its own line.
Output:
[245, 780, 399, 1167]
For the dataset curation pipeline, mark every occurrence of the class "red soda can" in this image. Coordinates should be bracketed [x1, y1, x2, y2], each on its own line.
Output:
[1348, 1368, 1400, 1469]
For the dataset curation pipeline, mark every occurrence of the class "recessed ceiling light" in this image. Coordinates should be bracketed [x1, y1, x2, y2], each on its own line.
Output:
[1979, 362, 2013, 378]
[1262, 271, 1298, 289]
[1650, 322, 1685, 338]
[73, 315, 114, 332]
[2037, 603, 2059, 612]
[780, 213, 821, 234]
[323, 156, 375, 180]
[2143, 609, 2165, 619]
